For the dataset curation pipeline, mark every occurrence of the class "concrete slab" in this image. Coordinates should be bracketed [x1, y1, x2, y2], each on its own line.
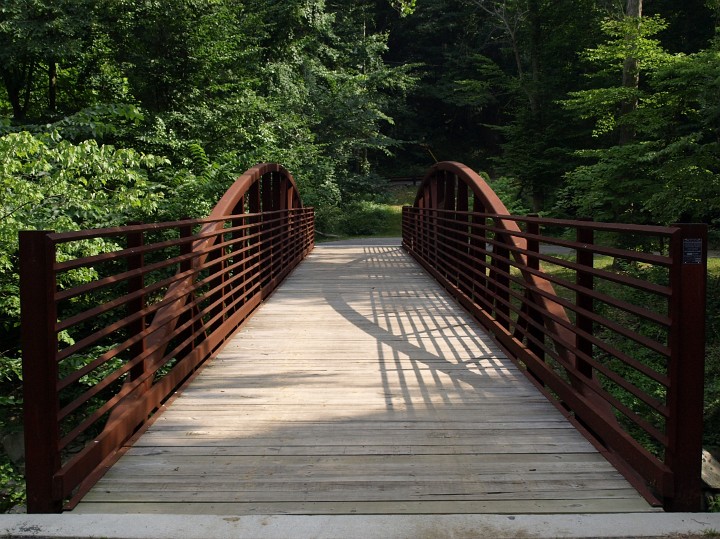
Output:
[2, 513, 720, 539]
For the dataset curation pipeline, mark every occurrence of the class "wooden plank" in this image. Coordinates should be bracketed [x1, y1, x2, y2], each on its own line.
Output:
[122, 449, 610, 466]
[73, 499, 658, 515]
[82, 484, 641, 503]
[75, 242, 655, 515]
[150, 419, 574, 430]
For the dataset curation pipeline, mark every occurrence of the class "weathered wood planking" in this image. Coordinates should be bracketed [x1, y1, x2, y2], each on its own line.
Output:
[74, 240, 657, 515]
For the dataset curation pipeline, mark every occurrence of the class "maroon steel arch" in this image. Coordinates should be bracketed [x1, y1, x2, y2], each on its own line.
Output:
[143, 163, 304, 368]
[403, 165, 708, 510]
[414, 163, 572, 337]
[210, 162, 303, 218]
[410, 161, 600, 400]
[19, 163, 314, 512]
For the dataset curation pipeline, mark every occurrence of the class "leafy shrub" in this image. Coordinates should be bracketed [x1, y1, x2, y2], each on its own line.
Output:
[339, 201, 399, 236]
[314, 205, 344, 235]
[487, 175, 533, 216]
[0, 455, 24, 512]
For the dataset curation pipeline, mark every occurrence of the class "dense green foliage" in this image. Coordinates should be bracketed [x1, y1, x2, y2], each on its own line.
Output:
[1, 0, 719, 510]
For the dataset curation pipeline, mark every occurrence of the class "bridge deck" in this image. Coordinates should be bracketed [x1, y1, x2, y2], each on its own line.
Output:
[74, 240, 656, 515]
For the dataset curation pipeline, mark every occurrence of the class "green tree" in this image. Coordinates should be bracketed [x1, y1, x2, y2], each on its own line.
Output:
[0, 0, 96, 121]
[490, 0, 609, 212]
[559, 13, 719, 225]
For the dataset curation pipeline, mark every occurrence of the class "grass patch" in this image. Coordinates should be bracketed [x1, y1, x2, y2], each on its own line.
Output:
[314, 183, 416, 239]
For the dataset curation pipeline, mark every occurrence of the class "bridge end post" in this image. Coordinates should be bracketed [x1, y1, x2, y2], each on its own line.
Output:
[19, 230, 62, 513]
[666, 223, 707, 511]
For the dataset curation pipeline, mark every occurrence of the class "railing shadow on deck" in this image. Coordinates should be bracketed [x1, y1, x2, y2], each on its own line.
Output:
[19, 163, 314, 513]
[126, 241, 637, 514]
[401, 161, 708, 512]
[317, 244, 523, 400]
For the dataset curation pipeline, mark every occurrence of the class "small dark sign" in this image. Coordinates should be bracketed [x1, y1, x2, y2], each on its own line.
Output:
[682, 238, 703, 264]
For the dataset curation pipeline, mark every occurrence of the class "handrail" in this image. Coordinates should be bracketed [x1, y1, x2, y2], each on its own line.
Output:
[20, 163, 314, 513]
[402, 161, 707, 512]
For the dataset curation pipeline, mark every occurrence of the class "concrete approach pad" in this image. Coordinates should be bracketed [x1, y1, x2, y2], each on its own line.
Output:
[2, 513, 720, 538]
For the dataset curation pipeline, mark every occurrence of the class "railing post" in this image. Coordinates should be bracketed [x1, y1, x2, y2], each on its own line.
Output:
[666, 223, 707, 511]
[492, 218, 510, 329]
[20, 230, 62, 513]
[248, 180, 262, 292]
[177, 220, 202, 351]
[126, 225, 146, 382]
[179, 219, 194, 273]
[261, 172, 274, 285]
[455, 180, 469, 292]
[430, 180, 439, 268]
[206, 235, 226, 331]
[576, 220, 594, 380]
[421, 206, 431, 262]
[231, 202, 246, 310]
[471, 198, 487, 304]
[525, 217, 545, 370]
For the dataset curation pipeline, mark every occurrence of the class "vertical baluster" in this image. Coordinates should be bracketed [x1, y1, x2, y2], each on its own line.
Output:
[525, 218, 545, 377]
[471, 197, 487, 305]
[493, 218, 510, 329]
[576, 220, 595, 380]
[456, 180, 469, 295]
[231, 199, 246, 310]
[126, 225, 146, 383]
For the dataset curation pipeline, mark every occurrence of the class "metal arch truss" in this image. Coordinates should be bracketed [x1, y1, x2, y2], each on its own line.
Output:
[403, 161, 707, 512]
[20, 163, 314, 513]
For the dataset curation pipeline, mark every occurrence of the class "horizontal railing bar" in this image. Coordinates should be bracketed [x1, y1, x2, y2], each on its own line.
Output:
[58, 368, 150, 450]
[435, 235, 671, 391]
[57, 225, 284, 388]
[420, 207, 678, 236]
[435, 223, 672, 326]
[508, 316, 670, 423]
[53, 217, 265, 274]
[56, 214, 299, 371]
[54, 208, 295, 279]
[145, 282, 266, 381]
[455, 217, 675, 268]
[55, 225, 264, 319]
[56, 266, 192, 333]
[56, 228, 267, 332]
[407, 240, 673, 494]
[56, 248, 264, 369]
[433, 227, 673, 363]
[47, 208, 303, 244]
[445, 222, 673, 299]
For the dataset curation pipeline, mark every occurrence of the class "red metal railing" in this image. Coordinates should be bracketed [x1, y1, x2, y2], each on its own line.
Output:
[20, 164, 314, 513]
[402, 161, 707, 512]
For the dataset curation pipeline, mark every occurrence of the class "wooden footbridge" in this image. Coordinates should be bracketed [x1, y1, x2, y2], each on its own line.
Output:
[20, 162, 708, 515]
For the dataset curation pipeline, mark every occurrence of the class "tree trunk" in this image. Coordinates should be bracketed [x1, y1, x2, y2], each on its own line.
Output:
[528, 0, 541, 117]
[626, 0, 642, 18]
[528, 0, 543, 210]
[48, 60, 57, 114]
[21, 62, 35, 120]
[619, 0, 642, 145]
[2, 76, 23, 121]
